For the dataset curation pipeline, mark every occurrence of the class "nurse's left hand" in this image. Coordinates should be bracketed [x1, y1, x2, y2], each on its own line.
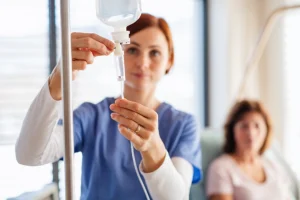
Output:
[110, 98, 166, 172]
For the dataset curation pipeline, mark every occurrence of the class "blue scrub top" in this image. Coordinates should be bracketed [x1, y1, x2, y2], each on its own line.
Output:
[60, 97, 201, 200]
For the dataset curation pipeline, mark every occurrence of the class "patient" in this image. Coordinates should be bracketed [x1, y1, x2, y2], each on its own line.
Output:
[206, 100, 292, 200]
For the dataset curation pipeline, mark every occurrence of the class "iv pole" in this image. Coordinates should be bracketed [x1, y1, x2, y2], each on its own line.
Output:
[237, 5, 300, 99]
[60, 0, 74, 199]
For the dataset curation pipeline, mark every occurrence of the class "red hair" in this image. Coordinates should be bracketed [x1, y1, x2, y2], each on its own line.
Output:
[127, 13, 174, 71]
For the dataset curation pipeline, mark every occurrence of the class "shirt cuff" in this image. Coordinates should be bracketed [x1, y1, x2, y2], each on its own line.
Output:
[139, 151, 171, 181]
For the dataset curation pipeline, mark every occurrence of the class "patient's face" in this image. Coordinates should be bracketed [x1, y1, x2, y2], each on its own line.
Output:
[234, 112, 267, 155]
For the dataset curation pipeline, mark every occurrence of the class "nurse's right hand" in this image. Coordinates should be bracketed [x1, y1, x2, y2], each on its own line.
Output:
[49, 32, 115, 100]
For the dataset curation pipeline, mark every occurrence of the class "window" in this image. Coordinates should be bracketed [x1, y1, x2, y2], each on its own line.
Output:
[55, 0, 204, 199]
[0, 146, 53, 199]
[0, 0, 53, 199]
[283, 10, 300, 180]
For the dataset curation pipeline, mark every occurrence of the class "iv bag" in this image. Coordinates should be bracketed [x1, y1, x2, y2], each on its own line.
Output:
[96, 0, 142, 43]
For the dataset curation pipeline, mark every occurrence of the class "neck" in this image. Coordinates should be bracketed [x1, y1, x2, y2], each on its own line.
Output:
[233, 150, 260, 165]
[123, 84, 160, 110]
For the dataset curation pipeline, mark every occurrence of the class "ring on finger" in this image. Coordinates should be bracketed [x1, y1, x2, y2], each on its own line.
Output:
[135, 124, 141, 133]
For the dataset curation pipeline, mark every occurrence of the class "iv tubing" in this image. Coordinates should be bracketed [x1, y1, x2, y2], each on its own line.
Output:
[115, 45, 150, 200]
[130, 142, 151, 200]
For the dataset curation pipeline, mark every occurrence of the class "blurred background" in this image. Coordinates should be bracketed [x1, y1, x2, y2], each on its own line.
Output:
[0, 0, 300, 199]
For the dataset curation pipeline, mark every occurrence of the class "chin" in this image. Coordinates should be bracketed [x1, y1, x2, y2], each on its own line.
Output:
[242, 144, 256, 152]
[125, 81, 150, 91]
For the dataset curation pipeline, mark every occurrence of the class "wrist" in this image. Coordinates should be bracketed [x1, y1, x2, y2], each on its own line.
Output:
[141, 140, 166, 173]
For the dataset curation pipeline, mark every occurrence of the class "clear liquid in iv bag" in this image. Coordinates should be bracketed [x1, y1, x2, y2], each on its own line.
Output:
[96, 0, 141, 30]
[101, 14, 135, 29]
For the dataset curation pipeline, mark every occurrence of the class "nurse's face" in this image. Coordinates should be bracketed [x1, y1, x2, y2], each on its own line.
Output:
[123, 27, 171, 91]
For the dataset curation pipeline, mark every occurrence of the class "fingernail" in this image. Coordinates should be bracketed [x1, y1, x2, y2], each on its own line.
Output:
[109, 104, 115, 110]
[111, 113, 116, 119]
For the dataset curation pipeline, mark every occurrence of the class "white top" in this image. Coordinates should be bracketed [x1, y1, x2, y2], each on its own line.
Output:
[15, 80, 193, 200]
[206, 154, 293, 200]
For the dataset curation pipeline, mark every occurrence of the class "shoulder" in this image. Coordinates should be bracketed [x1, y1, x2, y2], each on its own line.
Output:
[159, 102, 196, 125]
[262, 157, 289, 180]
[262, 157, 282, 173]
[208, 154, 233, 173]
[158, 103, 198, 140]
[206, 154, 235, 195]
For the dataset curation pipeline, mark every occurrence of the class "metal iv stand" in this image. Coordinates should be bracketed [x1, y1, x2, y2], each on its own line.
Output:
[60, 0, 74, 199]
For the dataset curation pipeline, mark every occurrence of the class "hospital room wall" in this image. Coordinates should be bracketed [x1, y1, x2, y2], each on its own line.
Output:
[207, 0, 286, 148]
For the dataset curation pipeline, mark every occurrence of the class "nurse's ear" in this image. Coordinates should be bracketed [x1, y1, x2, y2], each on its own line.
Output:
[165, 60, 172, 74]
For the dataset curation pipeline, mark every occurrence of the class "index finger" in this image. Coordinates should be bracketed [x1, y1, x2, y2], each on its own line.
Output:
[71, 32, 115, 51]
[115, 99, 157, 119]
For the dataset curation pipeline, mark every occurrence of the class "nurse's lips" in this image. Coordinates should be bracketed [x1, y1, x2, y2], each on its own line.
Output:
[132, 72, 148, 78]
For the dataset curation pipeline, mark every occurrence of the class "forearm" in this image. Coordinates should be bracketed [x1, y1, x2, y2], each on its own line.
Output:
[141, 140, 166, 173]
[140, 152, 193, 200]
[15, 80, 63, 166]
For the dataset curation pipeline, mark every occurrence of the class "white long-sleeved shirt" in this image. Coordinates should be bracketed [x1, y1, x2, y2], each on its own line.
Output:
[15, 80, 193, 200]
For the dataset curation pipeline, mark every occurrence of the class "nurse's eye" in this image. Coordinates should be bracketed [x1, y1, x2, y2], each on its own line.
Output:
[150, 50, 161, 57]
[127, 48, 138, 55]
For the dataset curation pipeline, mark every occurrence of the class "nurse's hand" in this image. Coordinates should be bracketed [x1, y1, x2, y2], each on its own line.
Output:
[110, 98, 166, 173]
[49, 32, 115, 100]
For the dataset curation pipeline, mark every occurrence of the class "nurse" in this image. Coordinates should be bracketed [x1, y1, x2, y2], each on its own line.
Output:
[16, 13, 201, 200]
